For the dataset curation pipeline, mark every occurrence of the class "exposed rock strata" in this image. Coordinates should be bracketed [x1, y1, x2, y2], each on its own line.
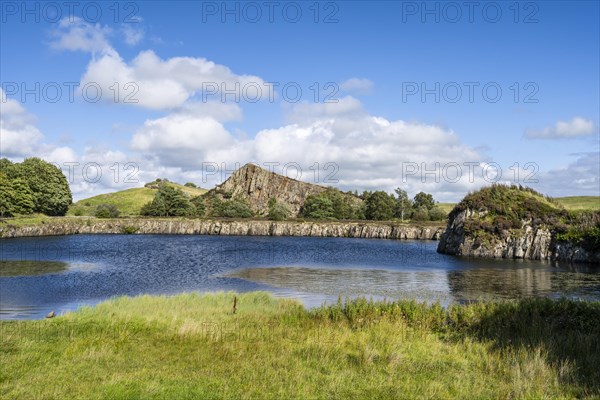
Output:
[437, 209, 600, 264]
[0, 219, 444, 240]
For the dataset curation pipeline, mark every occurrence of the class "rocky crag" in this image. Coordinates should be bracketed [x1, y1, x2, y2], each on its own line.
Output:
[208, 163, 361, 216]
[0, 219, 444, 240]
[437, 186, 600, 264]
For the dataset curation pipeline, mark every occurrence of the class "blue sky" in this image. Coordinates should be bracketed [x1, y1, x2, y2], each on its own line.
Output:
[1, 0, 599, 201]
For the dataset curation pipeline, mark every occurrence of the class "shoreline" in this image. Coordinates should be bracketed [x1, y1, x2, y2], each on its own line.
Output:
[0, 217, 445, 240]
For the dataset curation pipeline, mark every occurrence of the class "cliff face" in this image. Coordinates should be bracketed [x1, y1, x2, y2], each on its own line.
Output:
[438, 209, 600, 264]
[210, 163, 359, 216]
[0, 219, 444, 240]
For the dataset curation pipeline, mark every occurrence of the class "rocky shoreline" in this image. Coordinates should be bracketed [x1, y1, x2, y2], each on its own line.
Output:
[437, 209, 600, 264]
[0, 218, 445, 240]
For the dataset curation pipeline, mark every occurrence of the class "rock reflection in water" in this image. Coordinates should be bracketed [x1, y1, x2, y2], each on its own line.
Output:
[448, 262, 600, 302]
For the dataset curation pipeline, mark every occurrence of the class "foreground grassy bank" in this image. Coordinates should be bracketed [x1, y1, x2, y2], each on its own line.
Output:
[1, 293, 599, 399]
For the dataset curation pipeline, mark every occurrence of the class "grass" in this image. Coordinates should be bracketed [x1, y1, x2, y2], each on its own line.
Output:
[1, 292, 598, 399]
[441, 196, 600, 213]
[67, 183, 207, 217]
[555, 196, 600, 211]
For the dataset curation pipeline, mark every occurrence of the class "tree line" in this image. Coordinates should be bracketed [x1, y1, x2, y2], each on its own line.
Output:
[0, 158, 72, 217]
[139, 183, 446, 222]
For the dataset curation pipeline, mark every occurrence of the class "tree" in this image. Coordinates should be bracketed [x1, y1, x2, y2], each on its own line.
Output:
[413, 192, 435, 210]
[411, 206, 430, 221]
[95, 204, 120, 219]
[141, 185, 192, 217]
[0, 173, 15, 217]
[9, 178, 35, 215]
[365, 191, 396, 221]
[300, 194, 335, 219]
[394, 188, 413, 221]
[12, 158, 72, 216]
[184, 182, 197, 188]
[268, 198, 291, 221]
[219, 198, 253, 218]
[189, 195, 205, 217]
[428, 206, 447, 221]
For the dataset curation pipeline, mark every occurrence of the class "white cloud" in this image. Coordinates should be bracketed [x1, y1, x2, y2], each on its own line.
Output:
[129, 97, 489, 201]
[525, 117, 596, 139]
[536, 153, 600, 197]
[50, 17, 113, 54]
[0, 88, 44, 157]
[122, 24, 144, 46]
[80, 49, 268, 110]
[339, 78, 374, 95]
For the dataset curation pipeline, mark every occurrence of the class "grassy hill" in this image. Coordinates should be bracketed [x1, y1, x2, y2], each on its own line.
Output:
[439, 196, 599, 214]
[68, 182, 206, 217]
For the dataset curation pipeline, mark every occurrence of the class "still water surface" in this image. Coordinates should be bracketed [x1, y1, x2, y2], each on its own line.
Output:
[1, 235, 599, 319]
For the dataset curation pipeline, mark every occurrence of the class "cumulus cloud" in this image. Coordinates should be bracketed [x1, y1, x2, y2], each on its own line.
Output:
[129, 97, 489, 201]
[49, 17, 113, 54]
[80, 49, 268, 110]
[0, 88, 44, 157]
[122, 24, 144, 46]
[525, 117, 596, 139]
[339, 78, 374, 95]
[536, 153, 600, 197]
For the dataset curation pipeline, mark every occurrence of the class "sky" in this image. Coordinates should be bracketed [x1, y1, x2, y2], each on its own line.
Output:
[1, 0, 599, 202]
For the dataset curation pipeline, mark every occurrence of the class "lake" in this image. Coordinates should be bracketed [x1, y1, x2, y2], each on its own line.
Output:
[1, 234, 599, 319]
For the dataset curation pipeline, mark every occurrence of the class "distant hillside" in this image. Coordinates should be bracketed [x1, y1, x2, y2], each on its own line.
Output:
[206, 163, 361, 217]
[439, 196, 599, 213]
[68, 181, 206, 217]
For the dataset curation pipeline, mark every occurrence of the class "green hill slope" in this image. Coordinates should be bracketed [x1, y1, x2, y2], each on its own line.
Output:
[439, 196, 599, 214]
[68, 183, 207, 217]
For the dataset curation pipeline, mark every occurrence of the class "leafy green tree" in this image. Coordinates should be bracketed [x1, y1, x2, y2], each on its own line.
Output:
[219, 198, 253, 218]
[0, 173, 15, 217]
[411, 206, 430, 221]
[95, 204, 121, 218]
[365, 191, 396, 221]
[12, 158, 72, 216]
[184, 182, 197, 188]
[428, 206, 447, 221]
[268, 198, 291, 221]
[300, 193, 335, 219]
[9, 178, 35, 215]
[141, 185, 192, 217]
[413, 192, 435, 210]
[394, 188, 413, 221]
[189, 195, 205, 217]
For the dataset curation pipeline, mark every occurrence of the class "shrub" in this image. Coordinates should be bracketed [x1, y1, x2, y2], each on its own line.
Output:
[94, 204, 120, 219]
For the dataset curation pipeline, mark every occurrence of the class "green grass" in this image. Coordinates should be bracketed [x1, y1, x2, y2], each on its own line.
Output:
[440, 196, 600, 214]
[68, 183, 207, 217]
[1, 292, 598, 399]
[555, 196, 600, 211]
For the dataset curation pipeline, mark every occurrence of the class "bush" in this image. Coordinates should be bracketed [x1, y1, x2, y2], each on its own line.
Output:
[95, 204, 120, 219]
[411, 206, 430, 221]
[141, 185, 192, 217]
[268, 198, 291, 221]
[184, 182, 197, 188]
[428, 206, 447, 221]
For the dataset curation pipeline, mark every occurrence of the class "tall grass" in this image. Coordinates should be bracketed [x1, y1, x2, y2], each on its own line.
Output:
[1, 292, 598, 399]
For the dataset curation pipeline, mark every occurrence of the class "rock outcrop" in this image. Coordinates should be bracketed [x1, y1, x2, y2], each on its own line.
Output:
[209, 163, 360, 216]
[0, 219, 444, 240]
[438, 209, 600, 264]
